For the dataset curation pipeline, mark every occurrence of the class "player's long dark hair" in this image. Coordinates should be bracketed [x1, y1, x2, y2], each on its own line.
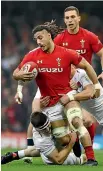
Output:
[32, 20, 64, 40]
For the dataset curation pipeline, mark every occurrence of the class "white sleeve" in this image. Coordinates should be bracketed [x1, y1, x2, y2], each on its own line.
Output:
[35, 138, 55, 156]
[33, 132, 55, 157]
[79, 71, 93, 88]
[35, 88, 41, 98]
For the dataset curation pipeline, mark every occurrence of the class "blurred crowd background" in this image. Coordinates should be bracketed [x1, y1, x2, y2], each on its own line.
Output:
[1, 1, 103, 134]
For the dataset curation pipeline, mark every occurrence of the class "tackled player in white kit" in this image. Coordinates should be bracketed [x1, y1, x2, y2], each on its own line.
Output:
[1, 112, 86, 165]
[69, 65, 103, 126]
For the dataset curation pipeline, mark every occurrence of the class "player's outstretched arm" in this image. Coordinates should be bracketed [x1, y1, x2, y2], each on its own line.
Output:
[59, 84, 95, 106]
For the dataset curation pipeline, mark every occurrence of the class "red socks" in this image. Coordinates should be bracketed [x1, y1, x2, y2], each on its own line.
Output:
[84, 146, 95, 160]
[87, 123, 97, 143]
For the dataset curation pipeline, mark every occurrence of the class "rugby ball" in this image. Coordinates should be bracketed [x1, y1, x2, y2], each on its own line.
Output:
[21, 61, 38, 78]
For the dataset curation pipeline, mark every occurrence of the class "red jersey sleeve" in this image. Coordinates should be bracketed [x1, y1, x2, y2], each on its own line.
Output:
[18, 52, 33, 70]
[88, 31, 103, 53]
[65, 49, 82, 66]
[54, 34, 63, 46]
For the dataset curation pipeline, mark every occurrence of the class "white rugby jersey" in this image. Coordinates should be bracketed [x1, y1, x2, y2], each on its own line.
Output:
[72, 69, 103, 125]
[32, 128, 55, 157]
[35, 69, 103, 96]
[72, 69, 103, 95]
[34, 69, 103, 125]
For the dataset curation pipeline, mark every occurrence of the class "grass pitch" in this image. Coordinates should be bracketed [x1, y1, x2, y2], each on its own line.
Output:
[1, 149, 103, 171]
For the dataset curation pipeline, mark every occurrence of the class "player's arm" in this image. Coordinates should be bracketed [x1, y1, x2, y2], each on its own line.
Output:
[76, 58, 98, 85]
[47, 132, 76, 164]
[14, 55, 36, 103]
[13, 53, 34, 81]
[15, 80, 25, 104]
[96, 48, 103, 69]
[71, 71, 96, 100]
[73, 71, 96, 100]
[59, 82, 95, 106]
[76, 58, 101, 97]
[68, 49, 99, 89]
[73, 84, 95, 101]
[13, 67, 34, 81]
[59, 84, 95, 106]
[96, 48, 103, 80]
[89, 31, 103, 80]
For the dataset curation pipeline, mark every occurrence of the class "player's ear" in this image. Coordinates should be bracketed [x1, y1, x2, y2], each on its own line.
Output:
[78, 15, 81, 22]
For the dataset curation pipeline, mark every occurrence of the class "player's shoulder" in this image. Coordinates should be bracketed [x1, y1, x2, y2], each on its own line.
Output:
[56, 45, 77, 55]
[56, 44, 65, 51]
[65, 48, 79, 56]
[54, 29, 66, 40]
[28, 47, 41, 56]
[80, 27, 97, 38]
[54, 45, 65, 54]
[57, 29, 66, 36]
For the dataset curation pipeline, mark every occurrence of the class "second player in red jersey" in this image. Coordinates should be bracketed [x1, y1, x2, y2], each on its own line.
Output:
[54, 27, 102, 64]
[54, 7, 103, 159]
[54, 6, 103, 80]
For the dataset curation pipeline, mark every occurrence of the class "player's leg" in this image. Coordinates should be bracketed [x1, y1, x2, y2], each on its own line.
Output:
[64, 100, 98, 166]
[81, 95, 103, 125]
[93, 94, 103, 125]
[82, 109, 97, 144]
[51, 119, 69, 145]
[1, 147, 40, 165]
[42, 102, 81, 157]
[42, 102, 70, 144]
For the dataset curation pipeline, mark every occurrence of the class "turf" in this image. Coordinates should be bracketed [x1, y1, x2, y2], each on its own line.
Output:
[1, 149, 103, 171]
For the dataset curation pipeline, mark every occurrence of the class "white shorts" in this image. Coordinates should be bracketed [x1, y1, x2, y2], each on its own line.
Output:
[34, 90, 77, 137]
[41, 90, 77, 122]
[42, 102, 64, 122]
[81, 95, 103, 125]
[34, 88, 65, 122]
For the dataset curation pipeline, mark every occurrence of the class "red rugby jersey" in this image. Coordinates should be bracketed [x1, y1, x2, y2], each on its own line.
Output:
[54, 27, 103, 64]
[18, 45, 82, 106]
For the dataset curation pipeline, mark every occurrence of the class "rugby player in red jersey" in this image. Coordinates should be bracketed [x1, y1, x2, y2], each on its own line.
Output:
[13, 22, 99, 165]
[53, 6, 103, 155]
[54, 6, 103, 81]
